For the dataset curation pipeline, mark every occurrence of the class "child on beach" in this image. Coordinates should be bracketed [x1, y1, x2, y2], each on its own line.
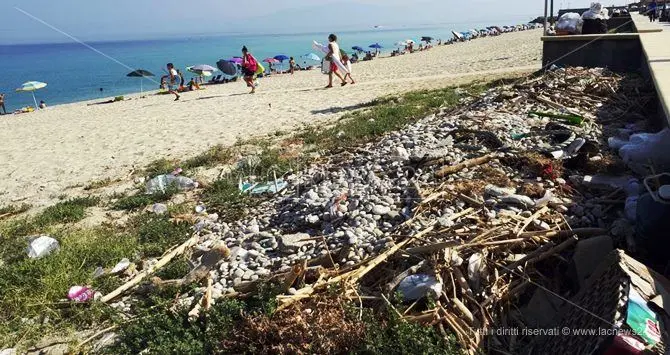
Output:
[166, 63, 181, 101]
[39, 100, 47, 109]
[289, 57, 296, 74]
[325, 34, 347, 88]
[0, 93, 6, 114]
[241, 46, 258, 94]
[340, 49, 355, 84]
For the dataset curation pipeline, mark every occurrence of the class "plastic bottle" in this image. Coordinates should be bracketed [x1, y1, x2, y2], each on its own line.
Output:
[146, 174, 198, 194]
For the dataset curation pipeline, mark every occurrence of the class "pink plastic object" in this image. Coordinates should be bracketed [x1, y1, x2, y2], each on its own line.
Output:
[68, 286, 95, 302]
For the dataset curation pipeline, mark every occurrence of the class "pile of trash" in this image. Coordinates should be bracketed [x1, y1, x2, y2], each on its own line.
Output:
[97, 67, 670, 353]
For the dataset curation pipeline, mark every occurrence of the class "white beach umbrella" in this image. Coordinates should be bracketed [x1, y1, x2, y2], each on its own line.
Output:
[16, 81, 47, 109]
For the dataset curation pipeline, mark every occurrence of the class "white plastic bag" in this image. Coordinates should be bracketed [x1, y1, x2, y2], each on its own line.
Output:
[618, 128, 670, 175]
[582, 2, 609, 20]
[398, 274, 443, 301]
[556, 13, 584, 34]
[321, 59, 332, 74]
[27, 235, 60, 259]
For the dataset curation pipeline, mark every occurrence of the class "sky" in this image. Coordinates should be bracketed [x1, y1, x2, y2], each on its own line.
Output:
[0, 0, 633, 44]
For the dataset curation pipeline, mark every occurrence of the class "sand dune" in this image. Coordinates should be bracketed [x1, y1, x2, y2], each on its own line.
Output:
[0, 29, 542, 208]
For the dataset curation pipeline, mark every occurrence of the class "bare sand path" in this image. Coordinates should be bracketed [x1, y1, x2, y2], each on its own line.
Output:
[0, 29, 542, 208]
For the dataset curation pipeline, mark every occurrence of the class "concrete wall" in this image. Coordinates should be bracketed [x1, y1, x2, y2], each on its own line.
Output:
[542, 34, 642, 72]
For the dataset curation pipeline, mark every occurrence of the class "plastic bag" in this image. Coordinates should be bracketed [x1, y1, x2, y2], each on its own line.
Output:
[398, 274, 443, 301]
[321, 59, 332, 74]
[582, 2, 609, 20]
[618, 128, 670, 175]
[27, 235, 60, 259]
[556, 13, 584, 34]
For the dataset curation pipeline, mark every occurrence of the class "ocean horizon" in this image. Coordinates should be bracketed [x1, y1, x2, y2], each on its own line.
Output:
[0, 19, 531, 112]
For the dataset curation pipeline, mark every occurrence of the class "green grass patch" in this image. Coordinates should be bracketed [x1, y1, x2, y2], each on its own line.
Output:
[0, 213, 194, 346]
[0, 197, 100, 240]
[360, 310, 459, 354]
[180, 144, 235, 172]
[104, 297, 246, 355]
[299, 87, 467, 150]
[143, 158, 177, 178]
[35, 197, 100, 226]
[112, 185, 179, 211]
[0, 227, 135, 346]
[129, 214, 192, 258]
[201, 177, 253, 222]
[0, 203, 31, 217]
[83, 178, 118, 191]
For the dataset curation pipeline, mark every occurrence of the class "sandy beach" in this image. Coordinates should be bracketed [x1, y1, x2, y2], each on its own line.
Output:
[0, 29, 542, 208]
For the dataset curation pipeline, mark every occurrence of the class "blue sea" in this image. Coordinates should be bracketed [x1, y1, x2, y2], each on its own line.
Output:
[0, 22, 522, 112]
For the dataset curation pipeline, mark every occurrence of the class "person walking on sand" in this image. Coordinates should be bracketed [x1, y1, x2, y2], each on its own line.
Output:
[340, 49, 356, 84]
[166, 63, 181, 101]
[325, 34, 347, 88]
[0, 93, 6, 114]
[241, 46, 258, 94]
[289, 57, 296, 74]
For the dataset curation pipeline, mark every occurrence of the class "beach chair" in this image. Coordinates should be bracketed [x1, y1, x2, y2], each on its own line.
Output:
[209, 75, 222, 84]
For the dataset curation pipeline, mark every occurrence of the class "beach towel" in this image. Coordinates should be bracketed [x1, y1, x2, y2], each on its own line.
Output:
[312, 41, 349, 74]
[255, 62, 266, 75]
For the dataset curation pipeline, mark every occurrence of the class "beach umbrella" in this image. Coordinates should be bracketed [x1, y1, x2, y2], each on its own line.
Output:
[301, 53, 320, 61]
[263, 58, 279, 63]
[16, 81, 47, 109]
[421, 36, 433, 43]
[369, 43, 383, 49]
[273, 54, 289, 62]
[216, 59, 237, 76]
[352, 46, 364, 52]
[190, 64, 217, 72]
[126, 69, 154, 94]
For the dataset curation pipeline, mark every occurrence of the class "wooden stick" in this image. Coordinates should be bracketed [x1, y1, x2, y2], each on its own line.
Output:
[501, 242, 554, 276]
[452, 297, 474, 325]
[452, 266, 473, 298]
[444, 189, 484, 207]
[100, 234, 199, 303]
[482, 279, 530, 307]
[517, 228, 607, 239]
[469, 238, 526, 247]
[405, 239, 462, 255]
[204, 276, 213, 311]
[435, 153, 496, 178]
[535, 235, 578, 262]
[515, 206, 549, 236]
[405, 310, 439, 324]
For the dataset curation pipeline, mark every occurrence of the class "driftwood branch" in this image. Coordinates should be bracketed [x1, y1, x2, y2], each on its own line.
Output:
[435, 153, 496, 178]
[100, 234, 200, 303]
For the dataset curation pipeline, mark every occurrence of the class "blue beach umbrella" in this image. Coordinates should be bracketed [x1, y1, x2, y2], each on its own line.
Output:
[369, 43, 383, 49]
[301, 53, 320, 61]
[352, 46, 365, 52]
[274, 55, 289, 62]
[16, 81, 47, 109]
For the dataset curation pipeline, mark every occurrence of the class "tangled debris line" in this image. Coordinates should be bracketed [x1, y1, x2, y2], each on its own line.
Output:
[101, 67, 663, 353]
